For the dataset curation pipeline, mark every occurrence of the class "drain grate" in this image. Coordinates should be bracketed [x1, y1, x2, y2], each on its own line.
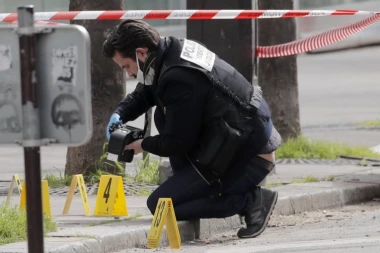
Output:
[0, 181, 159, 197]
[0, 158, 371, 196]
[275, 158, 363, 165]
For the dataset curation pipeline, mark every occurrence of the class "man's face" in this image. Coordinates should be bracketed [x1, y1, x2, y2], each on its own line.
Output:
[113, 49, 148, 79]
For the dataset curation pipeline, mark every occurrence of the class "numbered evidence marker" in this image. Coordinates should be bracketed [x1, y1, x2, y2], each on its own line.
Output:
[5, 174, 23, 206]
[62, 174, 91, 216]
[147, 198, 181, 249]
[19, 180, 52, 217]
[94, 175, 128, 216]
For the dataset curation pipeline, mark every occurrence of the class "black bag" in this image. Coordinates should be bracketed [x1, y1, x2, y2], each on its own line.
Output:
[191, 118, 245, 176]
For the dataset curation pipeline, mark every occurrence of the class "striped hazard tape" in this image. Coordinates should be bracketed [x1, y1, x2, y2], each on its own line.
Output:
[0, 9, 378, 22]
[1, 10, 379, 58]
[10, 20, 68, 26]
[257, 13, 380, 58]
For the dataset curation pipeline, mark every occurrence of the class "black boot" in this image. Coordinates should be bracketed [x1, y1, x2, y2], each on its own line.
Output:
[237, 187, 278, 238]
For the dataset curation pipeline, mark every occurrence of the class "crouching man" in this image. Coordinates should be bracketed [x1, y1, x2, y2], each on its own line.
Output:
[103, 19, 282, 238]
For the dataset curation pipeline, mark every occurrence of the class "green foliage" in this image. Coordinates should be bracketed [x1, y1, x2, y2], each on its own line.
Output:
[84, 142, 125, 184]
[266, 182, 284, 188]
[85, 169, 113, 185]
[325, 176, 335, 182]
[267, 175, 335, 188]
[43, 216, 57, 235]
[0, 204, 56, 245]
[80, 142, 161, 186]
[87, 212, 143, 227]
[276, 136, 380, 159]
[94, 142, 125, 175]
[126, 212, 143, 220]
[43, 170, 72, 188]
[128, 154, 161, 185]
[133, 186, 153, 196]
[290, 176, 319, 184]
[357, 120, 380, 128]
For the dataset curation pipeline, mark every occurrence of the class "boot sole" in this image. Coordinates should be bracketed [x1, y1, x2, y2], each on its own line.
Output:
[238, 190, 278, 238]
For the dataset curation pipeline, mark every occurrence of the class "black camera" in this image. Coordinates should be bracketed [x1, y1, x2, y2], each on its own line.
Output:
[107, 123, 144, 163]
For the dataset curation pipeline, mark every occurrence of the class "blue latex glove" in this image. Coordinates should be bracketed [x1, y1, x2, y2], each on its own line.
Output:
[106, 113, 123, 140]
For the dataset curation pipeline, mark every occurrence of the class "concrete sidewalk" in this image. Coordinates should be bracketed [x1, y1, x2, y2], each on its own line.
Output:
[0, 163, 379, 253]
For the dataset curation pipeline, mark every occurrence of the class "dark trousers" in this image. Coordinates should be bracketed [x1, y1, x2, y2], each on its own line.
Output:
[146, 109, 270, 220]
[147, 156, 268, 221]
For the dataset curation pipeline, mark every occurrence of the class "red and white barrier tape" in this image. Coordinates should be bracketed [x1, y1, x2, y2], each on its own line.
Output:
[10, 20, 68, 26]
[1, 10, 380, 58]
[0, 9, 378, 22]
[256, 13, 380, 58]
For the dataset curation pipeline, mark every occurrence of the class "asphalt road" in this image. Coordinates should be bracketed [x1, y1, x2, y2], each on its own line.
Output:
[298, 46, 380, 127]
[114, 200, 380, 253]
[298, 46, 380, 147]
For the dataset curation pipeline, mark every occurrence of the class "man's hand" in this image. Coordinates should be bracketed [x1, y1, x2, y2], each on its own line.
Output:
[106, 113, 122, 140]
[125, 139, 144, 155]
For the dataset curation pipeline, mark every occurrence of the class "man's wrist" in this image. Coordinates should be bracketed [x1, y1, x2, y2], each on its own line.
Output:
[113, 109, 124, 121]
[141, 137, 149, 151]
[141, 137, 154, 153]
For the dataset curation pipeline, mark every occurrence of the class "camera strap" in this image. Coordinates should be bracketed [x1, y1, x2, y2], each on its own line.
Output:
[142, 112, 149, 137]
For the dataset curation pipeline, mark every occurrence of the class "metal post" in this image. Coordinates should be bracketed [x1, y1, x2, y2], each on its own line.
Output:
[17, 5, 44, 253]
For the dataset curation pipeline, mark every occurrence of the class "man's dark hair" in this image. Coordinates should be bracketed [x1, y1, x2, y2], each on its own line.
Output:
[102, 19, 160, 59]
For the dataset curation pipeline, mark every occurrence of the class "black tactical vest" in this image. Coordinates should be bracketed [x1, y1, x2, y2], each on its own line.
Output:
[155, 36, 270, 182]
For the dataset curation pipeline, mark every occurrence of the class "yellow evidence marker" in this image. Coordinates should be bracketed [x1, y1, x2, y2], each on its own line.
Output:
[62, 174, 91, 216]
[19, 180, 52, 217]
[5, 174, 23, 206]
[147, 198, 181, 249]
[94, 175, 128, 217]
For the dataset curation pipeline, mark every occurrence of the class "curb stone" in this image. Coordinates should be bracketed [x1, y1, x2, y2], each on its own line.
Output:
[47, 218, 243, 253]
[273, 183, 380, 216]
[39, 182, 380, 253]
[48, 220, 196, 253]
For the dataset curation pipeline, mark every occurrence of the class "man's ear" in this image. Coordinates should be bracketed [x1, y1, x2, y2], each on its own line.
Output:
[136, 48, 149, 61]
